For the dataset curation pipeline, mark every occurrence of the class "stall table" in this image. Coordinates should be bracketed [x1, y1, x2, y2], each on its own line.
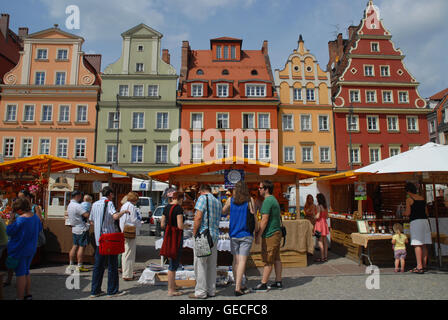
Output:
[248, 219, 314, 268]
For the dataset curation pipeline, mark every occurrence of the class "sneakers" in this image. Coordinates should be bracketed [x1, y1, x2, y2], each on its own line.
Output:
[76, 266, 90, 273]
[252, 283, 269, 293]
[268, 281, 283, 290]
[89, 291, 105, 298]
[108, 290, 128, 298]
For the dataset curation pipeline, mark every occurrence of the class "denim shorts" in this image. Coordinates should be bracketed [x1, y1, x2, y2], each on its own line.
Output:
[168, 245, 183, 272]
[15, 255, 34, 277]
[231, 236, 253, 256]
[72, 231, 88, 247]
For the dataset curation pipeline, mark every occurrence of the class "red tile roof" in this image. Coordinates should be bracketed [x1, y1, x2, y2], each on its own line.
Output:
[211, 37, 242, 41]
[430, 88, 448, 101]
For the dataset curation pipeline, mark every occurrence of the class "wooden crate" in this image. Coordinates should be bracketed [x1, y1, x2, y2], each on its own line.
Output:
[156, 274, 196, 288]
[248, 251, 308, 268]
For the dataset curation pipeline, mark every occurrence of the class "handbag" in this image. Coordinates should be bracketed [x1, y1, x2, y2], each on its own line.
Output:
[123, 205, 136, 239]
[246, 200, 256, 234]
[98, 199, 125, 255]
[194, 194, 214, 258]
[160, 205, 183, 259]
[280, 217, 287, 248]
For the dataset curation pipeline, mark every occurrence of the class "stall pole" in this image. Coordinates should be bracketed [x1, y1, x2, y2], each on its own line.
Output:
[432, 177, 443, 268]
[295, 178, 300, 214]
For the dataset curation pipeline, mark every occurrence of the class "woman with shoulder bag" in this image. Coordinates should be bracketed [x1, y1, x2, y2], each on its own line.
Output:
[119, 192, 140, 281]
[160, 192, 185, 297]
[222, 182, 259, 296]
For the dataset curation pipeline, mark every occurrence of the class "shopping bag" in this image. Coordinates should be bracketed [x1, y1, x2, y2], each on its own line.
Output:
[99, 232, 125, 255]
[160, 205, 183, 259]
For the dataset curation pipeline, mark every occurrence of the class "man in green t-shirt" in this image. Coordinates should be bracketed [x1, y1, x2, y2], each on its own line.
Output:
[253, 180, 283, 292]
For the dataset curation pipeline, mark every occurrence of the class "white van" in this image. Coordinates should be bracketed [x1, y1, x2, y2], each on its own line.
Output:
[137, 197, 154, 221]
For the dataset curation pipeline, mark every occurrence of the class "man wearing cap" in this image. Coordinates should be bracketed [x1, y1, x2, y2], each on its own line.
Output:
[66, 190, 90, 274]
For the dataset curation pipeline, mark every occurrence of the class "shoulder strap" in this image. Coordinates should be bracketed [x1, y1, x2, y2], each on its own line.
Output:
[167, 204, 176, 227]
[100, 200, 110, 236]
[206, 194, 210, 230]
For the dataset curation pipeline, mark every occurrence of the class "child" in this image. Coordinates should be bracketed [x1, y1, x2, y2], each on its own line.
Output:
[392, 223, 408, 272]
[81, 194, 93, 230]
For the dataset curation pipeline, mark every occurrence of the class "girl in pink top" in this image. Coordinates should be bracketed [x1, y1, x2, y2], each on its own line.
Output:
[314, 193, 330, 262]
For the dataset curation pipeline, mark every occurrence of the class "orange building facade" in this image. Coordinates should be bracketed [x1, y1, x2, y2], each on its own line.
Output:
[178, 38, 279, 165]
[0, 26, 101, 162]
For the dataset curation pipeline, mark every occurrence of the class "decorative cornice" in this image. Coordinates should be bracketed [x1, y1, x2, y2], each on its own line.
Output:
[336, 81, 419, 87]
[347, 54, 405, 60]
[333, 107, 431, 114]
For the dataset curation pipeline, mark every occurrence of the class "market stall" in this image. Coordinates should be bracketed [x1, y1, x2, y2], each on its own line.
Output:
[317, 143, 448, 267]
[147, 156, 319, 268]
[0, 155, 131, 265]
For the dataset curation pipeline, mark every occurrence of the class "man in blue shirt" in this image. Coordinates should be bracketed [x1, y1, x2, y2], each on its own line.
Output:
[190, 184, 222, 299]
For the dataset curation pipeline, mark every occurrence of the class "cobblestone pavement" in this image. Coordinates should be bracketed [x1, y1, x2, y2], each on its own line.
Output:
[2, 224, 448, 300]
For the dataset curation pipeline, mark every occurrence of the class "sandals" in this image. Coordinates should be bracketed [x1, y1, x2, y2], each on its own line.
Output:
[168, 291, 184, 297]
[409, 267, 425, 274]
[234, 290, 246, 297]
[315, 258, 327, 263]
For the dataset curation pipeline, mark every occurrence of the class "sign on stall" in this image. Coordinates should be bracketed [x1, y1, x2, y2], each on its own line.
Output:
[49, 173, 75, 192]
[355, 182, 367, 201]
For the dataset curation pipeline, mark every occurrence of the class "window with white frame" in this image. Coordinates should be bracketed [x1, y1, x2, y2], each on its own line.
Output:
[217, 113, 229, 129]
[3, 138, 15, 157]
[42, 105, 53, 122]
[320, 147, 331, 163]
[364, 65, 374, 76]
[246, 84, 266, 97]
[390, 147, 400, 157]
[349, 147, 360, 164]
[380, 66, 390, 77]
[192, 144, 202, 161]
[371, 42, 379, 52]
[136, 63, 144, 72]
[369, 148, 381, 163]
[350, 90, 360, 103]
[5, 105, 17, 122]
[131, 145, 143, 163]
[57, 139, 68, 158]
[24, 105, 35, 122]
[216, 45, 221, 59]
[282, 114, 294, 131]
[302, 147, 313, 162]
[76, 105, 87, 122]
[37, 49, 47, 60]
[306, 88, 315, 101]
[21, 138, 32, 157]
[132, 112, 144, 129]
[387, 116, 399, 131]
[191, 113, 203, 129]
[39, 138, 50, 155]
[192, 84, 203, 97]
[366, 90, 377, 103]
[223, 46, 229, 59]
[75, 139, 86, 158]
[242, 113, 255, 129]
[106, 145, 117, 163]
[347, 114, 359, 131]
[383, 91, 393, 103]
[300, 114, 312, 131]
[119, 85, 129, 97]
[319, 115, 329, 131]
[399, 91, 409, 103]
[231, 46, 236, 59]
[258, 113, 270, 129]
[156, 145, 168, 163]
[59, 105, 70, 122]
[157, 112, 169, 129]
[429, 120, 436, 134]
[284, 147, 295, 163]
[217, 84, 229, 97]
[108, 112, 120, 129]
[57, 49, 68, 60]
[148, 85, 159, 97]
[407, 116, 418, 131]
[217, 144, 229, 159]
[259, 144, 271, 161]
[367, 116, 379, 131]
[133, 85, 144, 97]
[243, 144, 256, 160]
[55, 72, 66, 85]
[35, 72, 45, 85]
[294, 88, 302, 101]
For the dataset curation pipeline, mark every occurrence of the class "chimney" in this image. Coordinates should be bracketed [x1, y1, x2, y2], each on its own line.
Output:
[162, 49, 170, 65]
[0, 13, 10, 38]
[262, 40, 268, 55]
[348, 26, 358, 40]
[18, 27, 28, 39]
[180, 41, 190, 77]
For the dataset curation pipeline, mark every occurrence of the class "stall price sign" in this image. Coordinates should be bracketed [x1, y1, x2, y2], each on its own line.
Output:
[225, 169, 244, 188]
[354, 182, 367, 201]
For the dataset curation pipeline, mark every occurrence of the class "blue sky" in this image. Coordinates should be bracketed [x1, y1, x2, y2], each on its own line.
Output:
[2, 0, 447, 98]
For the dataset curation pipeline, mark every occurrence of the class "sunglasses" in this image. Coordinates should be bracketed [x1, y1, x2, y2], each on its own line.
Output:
[258, 186, 265, 190]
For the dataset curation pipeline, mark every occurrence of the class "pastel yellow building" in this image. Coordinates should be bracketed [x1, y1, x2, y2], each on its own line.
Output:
[274, 35, 336, 174]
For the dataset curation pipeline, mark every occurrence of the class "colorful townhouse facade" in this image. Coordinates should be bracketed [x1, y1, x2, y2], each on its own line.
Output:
[275, 36, 336, 174]
[0, 25, 101, 162]
[178, 37, 279, 165]
[328, 1, 430, 172]
[427, 88, 448, 145]
[96, 24, 178, 175]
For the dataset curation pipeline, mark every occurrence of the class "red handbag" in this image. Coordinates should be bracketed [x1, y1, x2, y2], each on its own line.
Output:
[160, 204, 183, 259]
[98, 200, 125, 255]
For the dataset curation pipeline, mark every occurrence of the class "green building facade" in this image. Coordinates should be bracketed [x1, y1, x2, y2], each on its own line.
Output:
[97, 24, 179, 176]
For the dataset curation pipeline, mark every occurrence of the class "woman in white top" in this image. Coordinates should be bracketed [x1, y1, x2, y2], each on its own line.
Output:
[119, 192, 141, 281]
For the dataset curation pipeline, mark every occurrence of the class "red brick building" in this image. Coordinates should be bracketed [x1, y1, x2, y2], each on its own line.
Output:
[178, 37, 279, 164]
[0, 13, 27, 83]
[328, 1, 430, 171]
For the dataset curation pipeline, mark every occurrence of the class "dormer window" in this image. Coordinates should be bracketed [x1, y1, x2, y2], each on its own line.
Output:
[196, 69, 204, 75]
[223, 46, 229, 59]
[217, 84, 229, 97]
[246, 84, 266, 97]
[222, 69, 229, 76]
[231, 46, 236, 59]
[192, 84, 203, 97]
[251, 70, 258, 76]
[216, 45, 221, 59]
